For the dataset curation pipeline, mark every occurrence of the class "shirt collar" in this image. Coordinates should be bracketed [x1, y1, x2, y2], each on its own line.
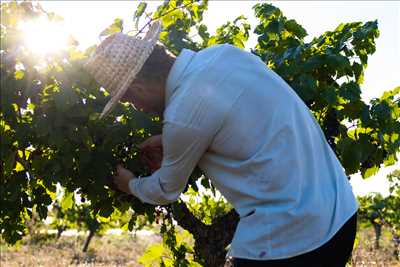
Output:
[165, 49, 196, 106]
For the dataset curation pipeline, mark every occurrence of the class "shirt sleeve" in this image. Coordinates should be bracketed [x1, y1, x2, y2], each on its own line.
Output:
[128, 121, 212, 205]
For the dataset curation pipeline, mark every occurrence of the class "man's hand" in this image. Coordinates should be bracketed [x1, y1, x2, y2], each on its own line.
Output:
[139, 134, 162, 150]
[112, 165, 136, 194]
[139, 134, 163, 172]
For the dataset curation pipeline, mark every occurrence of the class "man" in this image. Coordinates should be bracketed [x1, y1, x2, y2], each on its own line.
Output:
[84, 21, 358, 266]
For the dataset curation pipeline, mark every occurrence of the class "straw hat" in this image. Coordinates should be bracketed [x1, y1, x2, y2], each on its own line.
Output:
[84, 21, 162, 118]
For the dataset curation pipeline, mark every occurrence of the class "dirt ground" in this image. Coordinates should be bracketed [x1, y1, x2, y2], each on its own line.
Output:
[1, 227, 399, 266]
[0, 233, 161, 267]
[351, 227, 399, 267]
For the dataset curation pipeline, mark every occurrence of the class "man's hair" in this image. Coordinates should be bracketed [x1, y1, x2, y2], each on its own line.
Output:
[134, 43, 175, 85]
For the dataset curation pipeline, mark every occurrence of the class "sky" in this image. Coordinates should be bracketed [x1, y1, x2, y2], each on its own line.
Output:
[31, 1, 400, 196]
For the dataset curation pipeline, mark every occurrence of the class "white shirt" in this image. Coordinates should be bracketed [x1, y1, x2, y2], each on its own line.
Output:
[129, 44, 358, 260]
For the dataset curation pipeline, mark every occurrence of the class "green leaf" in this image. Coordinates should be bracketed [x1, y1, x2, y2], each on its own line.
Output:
[127, 216, 136, 231]
[14, 70, 24, 80]
[372, 101, 391, 121]
[303, 55, 323, 72]
[99, 18, 124, 37]
[14, 161, 25, 172]
[292, 74, 318, 102]
[36, 204, 48, 219]
[352, 62, 364, 84]
[134, 2, 147, 20]
[139, 243, 165, 266]
[191, 4, 200, 20]
[285, 19, 307, 39]
[189, 261, 203, 267]
[337, 138, 361, 175]
[61, 191, 74, 211]
[254, 3, 280, 19]
[321, 86, 338, 105]
[197, 24, 209, 42]
[99, 203, 114, 218]
[381, 86, 400, 101]
[341, 100, 366, 119]
[201, 177, 210, 189]
[267, 20, 284, 34]
[133, 2, 147, 31]
[362, 165, 379, 178]
[383, 154, 396, 166]
[340, 82, 361, 102]
[327, 54, 350, 73]
[4, 151, 16, 175]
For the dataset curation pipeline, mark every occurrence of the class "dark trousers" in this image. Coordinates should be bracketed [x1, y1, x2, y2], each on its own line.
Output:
[232, 212, 357, 267]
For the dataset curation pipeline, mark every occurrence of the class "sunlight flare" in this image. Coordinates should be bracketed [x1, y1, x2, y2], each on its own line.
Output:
[18, 16, 70, 56]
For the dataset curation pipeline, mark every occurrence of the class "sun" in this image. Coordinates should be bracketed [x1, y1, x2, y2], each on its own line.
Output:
[18, 16, 70, 56]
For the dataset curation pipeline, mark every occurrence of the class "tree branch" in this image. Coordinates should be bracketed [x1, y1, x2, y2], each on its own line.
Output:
[171, 200, 207, 238]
